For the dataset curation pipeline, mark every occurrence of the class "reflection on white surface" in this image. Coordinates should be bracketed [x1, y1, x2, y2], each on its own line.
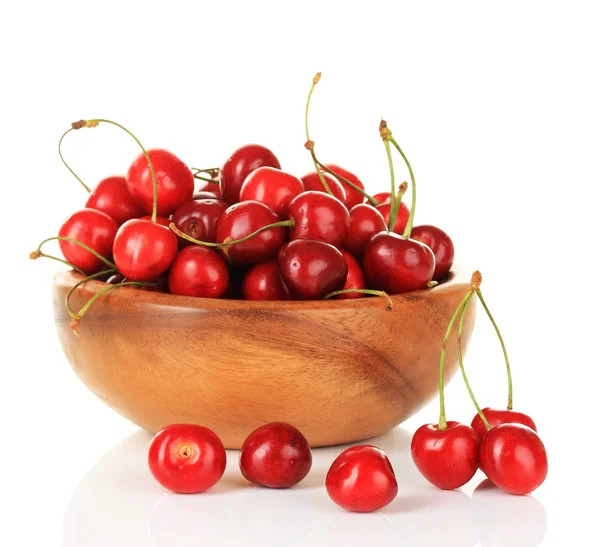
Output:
[61, 428, 547, 547]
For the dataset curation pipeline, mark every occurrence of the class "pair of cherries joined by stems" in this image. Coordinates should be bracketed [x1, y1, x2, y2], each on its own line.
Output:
[411, 271, 548, 495]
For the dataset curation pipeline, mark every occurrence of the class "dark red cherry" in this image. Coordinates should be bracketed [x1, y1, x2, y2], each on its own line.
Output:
[287, 191, 350, 248]
[301, 171, 347, 205]
[168, 246, 229, 298]
[336, 251, 366, 299]
[240, 167, 305, 219]
[220, 144, 281, 204]
[362, 231, 435, 294]
[277, 239, 347, 300]
[375, 202, 410, 234]
[342, 204, 387, 258]
[471, 408, 537, 440]
[171, 199, 228, 247]
[241, 261, 290, 300]
[85, 176, 144, 225]
[216, 201, 286, 265]
[324, 164, 365, 209]
[411, 225, 455, 281]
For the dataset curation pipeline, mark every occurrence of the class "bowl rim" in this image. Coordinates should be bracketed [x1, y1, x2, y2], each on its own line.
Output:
[53, 265, 471, 312]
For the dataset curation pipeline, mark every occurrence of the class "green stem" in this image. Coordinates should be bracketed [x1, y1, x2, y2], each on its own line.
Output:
[387, 136, 416, 239]
[383, 139, 397, 231]
[65, 268, 116, 319]
[323, 289, 393, 310]
[58, 128, 91, 192]
[193, 174, 220, 183]
[30, 251, 86, 276]
[34, 236, 117, 270]
[457, 293, 491, 430]
[438, 290, 474, 430]
[476, 288, 513, 410]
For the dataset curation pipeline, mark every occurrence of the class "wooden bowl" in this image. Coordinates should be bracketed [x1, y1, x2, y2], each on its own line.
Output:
[52, 268, 476, 448]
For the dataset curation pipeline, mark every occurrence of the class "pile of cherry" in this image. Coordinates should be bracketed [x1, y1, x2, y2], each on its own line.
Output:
[147, 272, 547, 511]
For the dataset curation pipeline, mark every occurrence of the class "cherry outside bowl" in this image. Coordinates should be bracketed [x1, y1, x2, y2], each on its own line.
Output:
[52, 268, 475, 449]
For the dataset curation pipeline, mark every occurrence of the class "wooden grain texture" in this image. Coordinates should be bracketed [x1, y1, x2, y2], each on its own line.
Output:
[52, 268, 476, 448]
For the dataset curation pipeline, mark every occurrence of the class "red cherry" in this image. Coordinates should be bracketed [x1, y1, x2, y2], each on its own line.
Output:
[139, 215, 171, 227]
[220, 144, 281, 204]
[375, 202, 410, 235]
[324, 164, 365, 209]
[168, 246, 229, 298]
[300, 171, 347, 204]
[362, 231, 435, 293]
[239, 422, 312, 488]
[113, 219, 178, 281]
[335, 251, 366, 299]
[216, 201, 286, 265]
[326, 445, 398, 513]
[372, 192, 391, 205]
[479, 424, 548, 495]
[411, 422, 479, 490]
[287, 191, 350, 247]
[148, 424, 226, 494]
[411, 225, 455, 281]
[171, 199, 228, 247]
[342, 204, 387, 258]
[471, 407, 537, 439]
[240, 167, 305, 219]
[126, 149, 194, 216]
[241, 260, 290, 300]
[58, 209, 118, 274]
[85, 176, 144, 225]
[277, 239, 347, 300]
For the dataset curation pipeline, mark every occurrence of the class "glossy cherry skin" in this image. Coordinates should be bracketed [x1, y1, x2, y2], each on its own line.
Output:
[287, 191, 350, 248]
[411, 422, 479, 490]
[58, 209, 118, 274]
[479, 424, 548, 495]
[220, 144, 281, 204]
[241, 260, 290, 300]
[240, 167, 305, 219]
[113, 219, 178, 281]
[172, 199, 228, 247]
[277, 239, 347, 300]
[139, 215, 171, 227]
[362, 232, 435, 294]
[126, 149, 194, 217]
[301, 171, 347, 205]
[85, 176, 144, 225]
[471, 408, 537, 440]
[239, 422, 312, 488]
[324, 164, 365, 209]
[148, 424, 227, 494]
[216, 201, 285, 265]
[411, 225, 455, 281]
[342, 204, 387, 258]
[375, 201, 410, 235]
[326, 445, 398, 513]
[336, 250, 366, 299]
[372, 192, 391, 205]
[168, 246, 229, 298]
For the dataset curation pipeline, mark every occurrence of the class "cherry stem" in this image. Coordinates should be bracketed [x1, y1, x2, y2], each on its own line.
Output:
[476, 288, 513, 410]
[58, 128, 91, 192]
[438, 289, 474, 430]
[65, 268, 116, 319]
[383, 139, 397, 231]
[33, 236, 117, 270]
[387, 135, 416, 239]
[457, 292, 491, 430]
[323, 289, 393, 310]
[193, 174, 219, 183]
[169, 219, 294, 248]
[191, 167, 220, 176]
[70, 119, 159, 223]
[29, 250, 86, 276]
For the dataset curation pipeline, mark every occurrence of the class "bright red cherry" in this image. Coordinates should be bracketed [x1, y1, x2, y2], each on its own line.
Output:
[148, 424, 227, 494]
[342, 204, 387, 258]
[240, 167, 305, 219]
[113, 219, 178, 281]
[336, 251, 366, 299]
[411, 225, 455, 281]
[471, 407, 537, 440]
[216, 201, 286, 265]
[239, 422, 312, 488]
[171, 199, 228, 247]
[287, 191, 350, 247]
[301, 171, 347, 204]
[375, 202, 410, 235]
[411, 422, 479, 490]
[372, 192, 391, 205]
[324, 164, 365, 209]
[326, 445, 398, 513]
[168, 246, 229, 298]
[85, 176, 144, 225]
[362, 231, 435, 294]
[220, 144, 281, 204]
[277, 239, 347, 300]
[241, 261, 290, 300]
[479, 424, 548, 495]
[126, 149, 194, 216]
[58, 209, 118, 274]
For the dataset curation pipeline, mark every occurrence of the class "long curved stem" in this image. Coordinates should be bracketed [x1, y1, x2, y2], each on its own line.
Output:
[323, 289, 392, 310]
[58, 128, 91, 192]
[387, 136, 416, 239]
[65, 268, 116, 319]
[33, 236, 116, 270]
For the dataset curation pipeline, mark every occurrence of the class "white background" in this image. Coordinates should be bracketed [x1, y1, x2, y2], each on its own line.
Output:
[1, 1, 599, 545]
